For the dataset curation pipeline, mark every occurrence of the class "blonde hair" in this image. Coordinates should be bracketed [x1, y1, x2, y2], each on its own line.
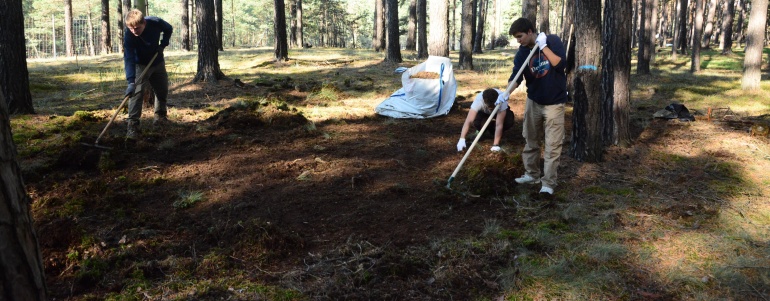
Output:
[125, 9, 145, 27]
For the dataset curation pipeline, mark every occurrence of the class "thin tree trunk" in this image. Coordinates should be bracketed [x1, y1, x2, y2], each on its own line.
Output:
[570, 0, 603, 162]
[602, 0, 633, 147]
[101, 0, 111, 54]
[374, 0, 386, 51]
[193, 0, 225, 82]
[460, 0, 474, 69]
[720, 0, 735, 54]
[691, 0, 704, 72]
[385, 0, 402, 63]
[676, 0, 689, 55]
[489, 0, 497, 49]
[736, 0, 745, 47]
[473, 0, 486, 53]
[296, 0, 303, 47]
[181, 0, 190, 51]
[215, 0, 224, 50]
[65, 0, 75, 56]
[406, 0, 417, 50]
[741, 0, 768, 90]
[429, 0, 450, 56]
[122, 0, 131, 52]
[86, 10, 96, 56]
[417, 0, 428, 58]
[701, 0, 717, 48]
[637, 0, 654, 74]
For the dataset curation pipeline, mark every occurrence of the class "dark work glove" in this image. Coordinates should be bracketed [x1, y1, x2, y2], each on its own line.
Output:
[125, 83, 136, 97]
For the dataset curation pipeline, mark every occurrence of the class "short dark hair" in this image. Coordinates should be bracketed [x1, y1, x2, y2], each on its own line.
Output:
[509, 18, 535, 36]
[482, 88, 499, 107]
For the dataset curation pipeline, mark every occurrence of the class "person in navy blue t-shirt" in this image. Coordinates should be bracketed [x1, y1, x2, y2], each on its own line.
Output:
[494, 18, 567, 195]
[123, 9, 173, 139]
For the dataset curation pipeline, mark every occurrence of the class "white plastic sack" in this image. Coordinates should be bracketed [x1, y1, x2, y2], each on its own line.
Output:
[375, 56, 457, 119]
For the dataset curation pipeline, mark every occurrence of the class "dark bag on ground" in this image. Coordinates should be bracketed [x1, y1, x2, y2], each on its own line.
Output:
[653, 103, 695, 121]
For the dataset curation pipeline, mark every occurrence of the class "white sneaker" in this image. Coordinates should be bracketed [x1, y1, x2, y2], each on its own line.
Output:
[539, 186, 554, 195]
[514, 174, 540, 184]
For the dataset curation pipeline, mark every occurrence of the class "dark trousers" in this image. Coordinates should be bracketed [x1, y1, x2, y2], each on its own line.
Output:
[473, 109, 515, 137]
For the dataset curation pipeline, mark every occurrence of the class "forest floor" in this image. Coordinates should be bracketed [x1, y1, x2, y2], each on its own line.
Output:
[15, 47, 770, 300]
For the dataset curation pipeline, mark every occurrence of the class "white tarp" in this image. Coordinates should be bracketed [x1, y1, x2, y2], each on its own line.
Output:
[375, 56, 457, 119]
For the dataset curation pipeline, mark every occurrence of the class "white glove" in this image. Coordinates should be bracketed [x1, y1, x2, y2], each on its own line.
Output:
[495, 91, 510, 106]
[536, 32, 547, 50]
[490, 145, 501, 152]
[456, 138, 466, 152]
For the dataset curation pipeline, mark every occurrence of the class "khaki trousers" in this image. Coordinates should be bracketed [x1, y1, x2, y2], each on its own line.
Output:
[521, 98, 565, 188]
[128, 63, 169, 123]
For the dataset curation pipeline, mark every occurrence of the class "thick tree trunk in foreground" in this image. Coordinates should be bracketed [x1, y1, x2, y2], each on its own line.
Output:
[570, 0, 603, 162]
[0, 0, 35, 114]
[602, 0, 633, 147]
[193, 0, 226, 82]
[0, 86, 47, 301]
[374, 0, 386, 51]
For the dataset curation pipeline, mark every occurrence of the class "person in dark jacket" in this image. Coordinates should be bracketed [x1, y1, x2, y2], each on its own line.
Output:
[494, 18, 567, 195]
[123, 9, 173, 139]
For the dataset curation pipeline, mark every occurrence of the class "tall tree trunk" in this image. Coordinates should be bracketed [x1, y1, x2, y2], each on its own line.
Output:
[290, 0, 297, 47]
[385, 0, 402, 63]
[741, 0, 768, 90]
[675, 0, 689, 56]
[701, 0, 718, 47]
[86, 11, 96, 56]
[215, 0, 224, 50]
[65, 0, 75, 57]
[0, 2, 35, 114]
[562, 0, 576, 101]
[101, 0, 111, 54]
[193, 0, 225, 82]
[638, 0, 655, 74]
[429, 0, 450, 56]
[736, 0, 746, 47]
[720, 0, 736, 54]
[296, 0, 303, 47]
[417, 0, 428, 58]
[117, 0, 124, 53]
[374, 0, 386, 51]
[489, 0, 497, 49]
[569, 0, 603, 162]
[274, 0, 289, 60]
[451, 0, 457, 51]
[121, 0, 131, 52]
[473, 0, 486, 53]
[460, 0, 474, 69]
[523, 0, 537, 25]
[691, 0, 705, 72]
[539, 0, 550, 33]
[181, 0, 191, 51]
[406, 0, 417, 50]
[602, 0, 633, 147]
[0, 85, 47, 301]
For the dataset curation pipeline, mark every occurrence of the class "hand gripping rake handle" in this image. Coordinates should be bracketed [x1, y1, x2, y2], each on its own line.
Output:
[446, 47, 537, 188]
[94, 52, 159, 145]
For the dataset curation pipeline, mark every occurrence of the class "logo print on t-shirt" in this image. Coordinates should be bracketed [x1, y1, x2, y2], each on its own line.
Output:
[529, 51, 550, 78]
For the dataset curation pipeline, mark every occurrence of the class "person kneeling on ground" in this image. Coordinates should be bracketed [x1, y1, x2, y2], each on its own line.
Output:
[456, 88, 515, 153]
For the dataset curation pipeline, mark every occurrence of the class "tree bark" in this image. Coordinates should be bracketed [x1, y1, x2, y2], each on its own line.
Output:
[274, 0, 289, 61]
[65, 0, 75, 57]
[193, 0, 226, 82]
[417, 0, 428, 58]
[637, 0, 656, 74]
[539, 0, 550, 33]
[522, 0, 537, 25]
[701, 0, 718, 48]
[720, 0, 735, 54]
[101, 0, 111, 54]
[0, 84, 47, 300]
[295, 0, 303, 47]
[406, 0, 417, 50]
[569, 0, 603, 162]
[374, 0, 386, 51]
[429, 0, 450, 56]
[0, 1, 35, 114]
[86, 11, 96, 56]
[385, 0, 403, 63]
[460, 0, 474, 69]
[215, 0, 224, 51]
[181, 0, 191, 51]
[741, 0, 768, 90]
[691, 0, 705, 72]
[121, 0, 132, 52]
[674, 0, 689, 57]
[473, 0, 486, 53]
[602, 0, 633, 147]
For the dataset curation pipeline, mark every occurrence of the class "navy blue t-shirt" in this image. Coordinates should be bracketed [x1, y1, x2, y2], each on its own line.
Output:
[123, 16, 173, 83]
[508, 34, 567, 105]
